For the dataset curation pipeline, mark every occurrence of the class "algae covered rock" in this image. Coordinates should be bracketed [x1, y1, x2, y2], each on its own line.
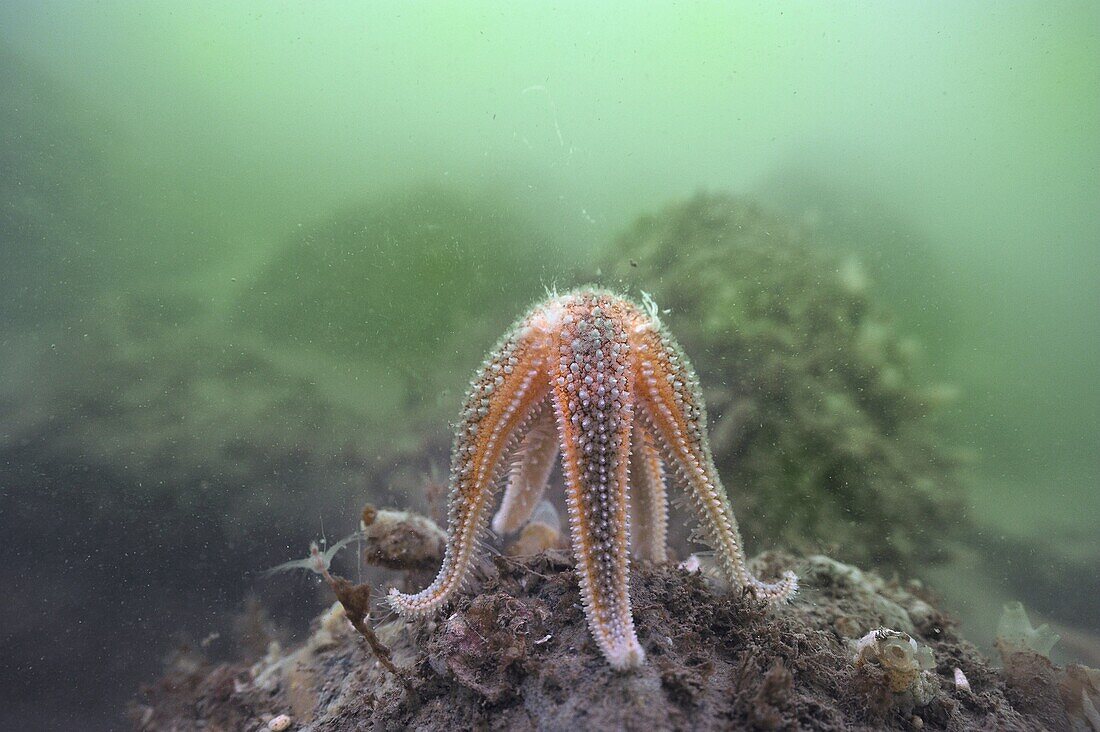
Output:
[3, 290, 412, 534]
[235, 186, 566, 407]
[600, 193, 967, 569]
[131, 513, 1063, 731]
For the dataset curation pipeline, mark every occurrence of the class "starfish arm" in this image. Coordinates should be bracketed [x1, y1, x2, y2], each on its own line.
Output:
[628, 420, 669, 563]
[388, 326, 551, 616]
[491, 399, 559, 535]
[553, 297, 645, 670]
[631, 323, 797, 602]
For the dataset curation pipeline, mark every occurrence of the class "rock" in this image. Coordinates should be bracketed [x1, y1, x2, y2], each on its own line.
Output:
[132, 540, 1078, 731]
[600, 193, 970, 570]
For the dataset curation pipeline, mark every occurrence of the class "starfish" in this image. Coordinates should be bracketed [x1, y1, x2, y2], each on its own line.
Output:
[388, 288, 797, 670]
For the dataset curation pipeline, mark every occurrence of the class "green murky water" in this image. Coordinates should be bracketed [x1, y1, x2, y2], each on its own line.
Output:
[1, 4, 1096, 729]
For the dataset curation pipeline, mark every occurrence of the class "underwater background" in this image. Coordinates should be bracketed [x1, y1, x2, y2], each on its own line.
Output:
[0, 3, 1096, 730]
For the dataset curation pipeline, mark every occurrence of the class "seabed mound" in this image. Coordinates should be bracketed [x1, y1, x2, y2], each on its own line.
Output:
[132, 512, 1096, 731]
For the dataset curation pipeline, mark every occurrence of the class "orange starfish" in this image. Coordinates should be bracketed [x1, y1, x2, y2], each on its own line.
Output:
[388, 289, 797, 670]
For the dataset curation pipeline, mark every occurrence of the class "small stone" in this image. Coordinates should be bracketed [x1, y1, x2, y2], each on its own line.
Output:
[268, 714, 292, 731]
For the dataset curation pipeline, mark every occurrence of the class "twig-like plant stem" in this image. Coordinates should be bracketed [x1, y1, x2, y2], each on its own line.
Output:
[311, 546, 413, 690]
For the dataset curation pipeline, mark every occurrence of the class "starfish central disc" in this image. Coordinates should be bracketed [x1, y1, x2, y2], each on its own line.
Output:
[387, 289, 797, 670]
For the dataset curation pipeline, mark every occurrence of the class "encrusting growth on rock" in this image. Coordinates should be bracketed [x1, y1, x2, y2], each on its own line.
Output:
[387, 288, 797, 670]
[135, 543, 1094, 730]
[601, 193, 970, 570]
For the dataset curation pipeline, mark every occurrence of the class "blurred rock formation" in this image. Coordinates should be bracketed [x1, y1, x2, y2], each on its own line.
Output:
[600, 193, 969, 569]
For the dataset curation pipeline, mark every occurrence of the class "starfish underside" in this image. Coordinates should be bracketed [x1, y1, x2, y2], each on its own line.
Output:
[388, 288, 797, 670]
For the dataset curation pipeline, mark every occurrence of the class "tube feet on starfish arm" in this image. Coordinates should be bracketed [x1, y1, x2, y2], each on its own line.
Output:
[386, 289, 798, 670]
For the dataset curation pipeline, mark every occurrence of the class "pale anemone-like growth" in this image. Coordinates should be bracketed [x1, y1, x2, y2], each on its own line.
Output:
[854, 628, 935, 694]
[387, 289, 796, 670]
[996, 601, 1061, 658]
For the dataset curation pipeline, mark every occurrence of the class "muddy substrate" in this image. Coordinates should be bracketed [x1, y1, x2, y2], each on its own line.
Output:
[133, 551, 1086, 731]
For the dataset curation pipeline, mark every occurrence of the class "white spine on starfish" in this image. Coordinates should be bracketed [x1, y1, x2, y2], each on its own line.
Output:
[632, 327, 797, 602]
[491, 400, 559, 535]
[552, 295, 644, 670]
[387, 323, 550, 616]
[628, 420, 669, 563]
